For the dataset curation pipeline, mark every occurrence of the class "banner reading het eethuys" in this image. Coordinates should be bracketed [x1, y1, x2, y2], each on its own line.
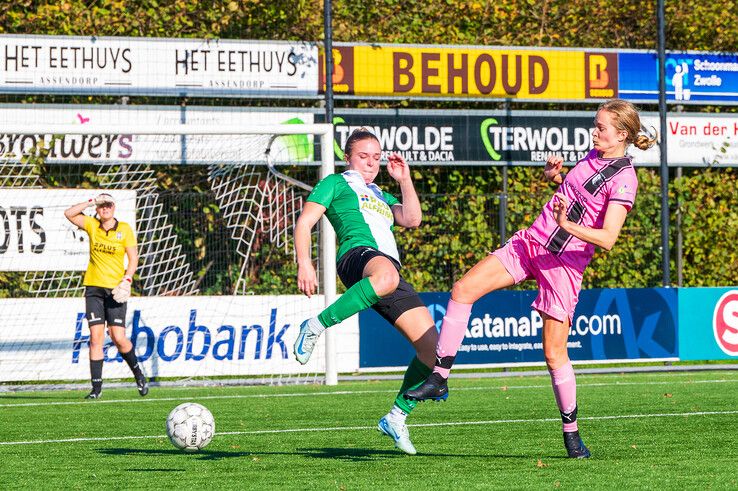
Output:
[319, 44, 619, 100]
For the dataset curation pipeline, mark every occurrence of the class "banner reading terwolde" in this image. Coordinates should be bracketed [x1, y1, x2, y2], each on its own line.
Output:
[320, 110, 738, 166]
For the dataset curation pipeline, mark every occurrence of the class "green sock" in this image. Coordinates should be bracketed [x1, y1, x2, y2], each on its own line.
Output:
[394, 356, 433, 414]
[317, 277, 380, 328]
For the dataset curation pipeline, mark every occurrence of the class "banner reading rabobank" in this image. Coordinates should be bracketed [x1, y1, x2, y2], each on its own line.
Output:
[0, 295, 358, 382]
[359, 288, 677, 368]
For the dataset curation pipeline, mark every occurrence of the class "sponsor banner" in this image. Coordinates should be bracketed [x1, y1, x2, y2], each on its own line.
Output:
[0, 189, 136, 271]
[320, 111, 738, 165]
[320, 112, 596, 164]
[0, 105, 314, 163]
[619, 52, 738, 104]
[322, 44, 587, 100]
[359, 288, 677, 368]
[679, 288, 738, 360]
[0, 35, 319, 97]
[0, 295, 358, 381]
[631, 115, 738, 166]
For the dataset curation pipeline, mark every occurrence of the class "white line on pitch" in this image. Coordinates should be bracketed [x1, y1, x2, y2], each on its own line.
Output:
[1, 410, 736, 446]
[1, 378, 737, 408]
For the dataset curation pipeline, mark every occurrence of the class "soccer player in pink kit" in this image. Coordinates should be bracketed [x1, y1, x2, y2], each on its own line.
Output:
[406, 99, 657, 458]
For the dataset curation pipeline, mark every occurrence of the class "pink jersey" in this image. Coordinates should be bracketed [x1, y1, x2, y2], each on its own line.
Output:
[527, 149, 638, 272]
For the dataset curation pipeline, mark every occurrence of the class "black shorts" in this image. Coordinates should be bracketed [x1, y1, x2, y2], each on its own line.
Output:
[336, 246, 425, 325]
[85, 286, 127, 327]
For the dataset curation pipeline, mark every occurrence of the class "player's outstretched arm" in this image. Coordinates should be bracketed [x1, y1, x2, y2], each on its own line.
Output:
[294, 202, 327, 297]
[387, 152, 422, 228]
[552, 193, 628, 251]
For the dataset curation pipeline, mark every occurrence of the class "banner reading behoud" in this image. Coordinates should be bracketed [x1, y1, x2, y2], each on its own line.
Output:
[0, 35, 319, 97]
[320, 44, 599, 100]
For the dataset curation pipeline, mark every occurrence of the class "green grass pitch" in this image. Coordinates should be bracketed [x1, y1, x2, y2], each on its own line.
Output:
[1, 370, 737, 489]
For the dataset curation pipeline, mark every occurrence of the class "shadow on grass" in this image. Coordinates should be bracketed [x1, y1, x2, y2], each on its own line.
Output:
[99, 447, 555, 462]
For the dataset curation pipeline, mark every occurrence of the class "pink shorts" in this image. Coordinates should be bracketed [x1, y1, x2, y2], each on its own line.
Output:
[492, 229, 584, 323]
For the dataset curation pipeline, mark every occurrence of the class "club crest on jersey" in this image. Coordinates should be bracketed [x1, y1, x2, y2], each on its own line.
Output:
[116, 232, 123, 240]
[617, 184, 632, 195]
[591, 173, 605, 189]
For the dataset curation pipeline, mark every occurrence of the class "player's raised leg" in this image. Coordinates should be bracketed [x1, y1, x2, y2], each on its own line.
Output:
[294, 275, 380, 364]
[294, 256, 394, 364]
[542, 313, 590, 458]
[406, 254, 514, 401]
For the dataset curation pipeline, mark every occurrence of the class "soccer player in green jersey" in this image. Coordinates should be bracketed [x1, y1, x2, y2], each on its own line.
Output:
[293, 128, 437, 455]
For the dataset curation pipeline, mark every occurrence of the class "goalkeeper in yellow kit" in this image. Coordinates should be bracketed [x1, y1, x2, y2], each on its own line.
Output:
[65, 193, 148, 399]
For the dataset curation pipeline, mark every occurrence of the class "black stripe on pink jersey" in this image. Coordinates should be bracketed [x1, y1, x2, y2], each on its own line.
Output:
[545, 200, 586, 255]
[583, 157, 631, 197]
[545, 157, 632, 255]
[609, 197, 635, 207]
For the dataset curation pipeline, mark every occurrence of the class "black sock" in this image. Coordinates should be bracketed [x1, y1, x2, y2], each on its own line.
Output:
[90, 358, 103, 394]
[561, 406, 578, 428]
[434, 355, 456, 377]
[120, 349, 142, 376]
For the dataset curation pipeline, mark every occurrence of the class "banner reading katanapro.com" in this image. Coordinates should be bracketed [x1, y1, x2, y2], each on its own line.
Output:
[360, 288, 678, 368]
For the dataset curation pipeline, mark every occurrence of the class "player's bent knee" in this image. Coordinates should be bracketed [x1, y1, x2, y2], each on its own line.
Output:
[451, 279, 476, 303]
[543, 350, 568, 369]
[373, 270, 400, 296]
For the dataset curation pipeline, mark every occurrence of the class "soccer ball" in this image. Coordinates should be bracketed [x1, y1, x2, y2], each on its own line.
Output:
[166, 402, 215, 452]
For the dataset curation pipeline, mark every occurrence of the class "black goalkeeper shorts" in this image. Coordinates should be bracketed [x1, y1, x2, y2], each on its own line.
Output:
[336, 246, 425, 325]
[85, 286, 127, 328]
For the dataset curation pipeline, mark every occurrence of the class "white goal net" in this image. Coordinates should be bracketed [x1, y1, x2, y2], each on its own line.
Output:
[0, 121, 342, 386]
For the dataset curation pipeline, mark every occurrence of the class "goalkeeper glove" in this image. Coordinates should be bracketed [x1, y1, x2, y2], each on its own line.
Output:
[112, 275, 132, 303]
[88, 195, 115, 208]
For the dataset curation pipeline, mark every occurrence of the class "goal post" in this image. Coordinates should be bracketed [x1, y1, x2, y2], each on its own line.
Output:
[0, 122, 339, 386]
[319, 127, 339, 386]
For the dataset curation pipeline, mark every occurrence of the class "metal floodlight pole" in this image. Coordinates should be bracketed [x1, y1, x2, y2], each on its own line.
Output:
[322, 0, 338, 386]
[324, 0, 334, 125]
[657, 0, 671, 287]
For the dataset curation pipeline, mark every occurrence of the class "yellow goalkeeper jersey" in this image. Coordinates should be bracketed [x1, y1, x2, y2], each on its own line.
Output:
[82, 216, 136, 288]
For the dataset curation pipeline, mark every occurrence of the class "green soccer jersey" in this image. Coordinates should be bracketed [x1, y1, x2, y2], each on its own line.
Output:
[307, 170, 401, 263]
